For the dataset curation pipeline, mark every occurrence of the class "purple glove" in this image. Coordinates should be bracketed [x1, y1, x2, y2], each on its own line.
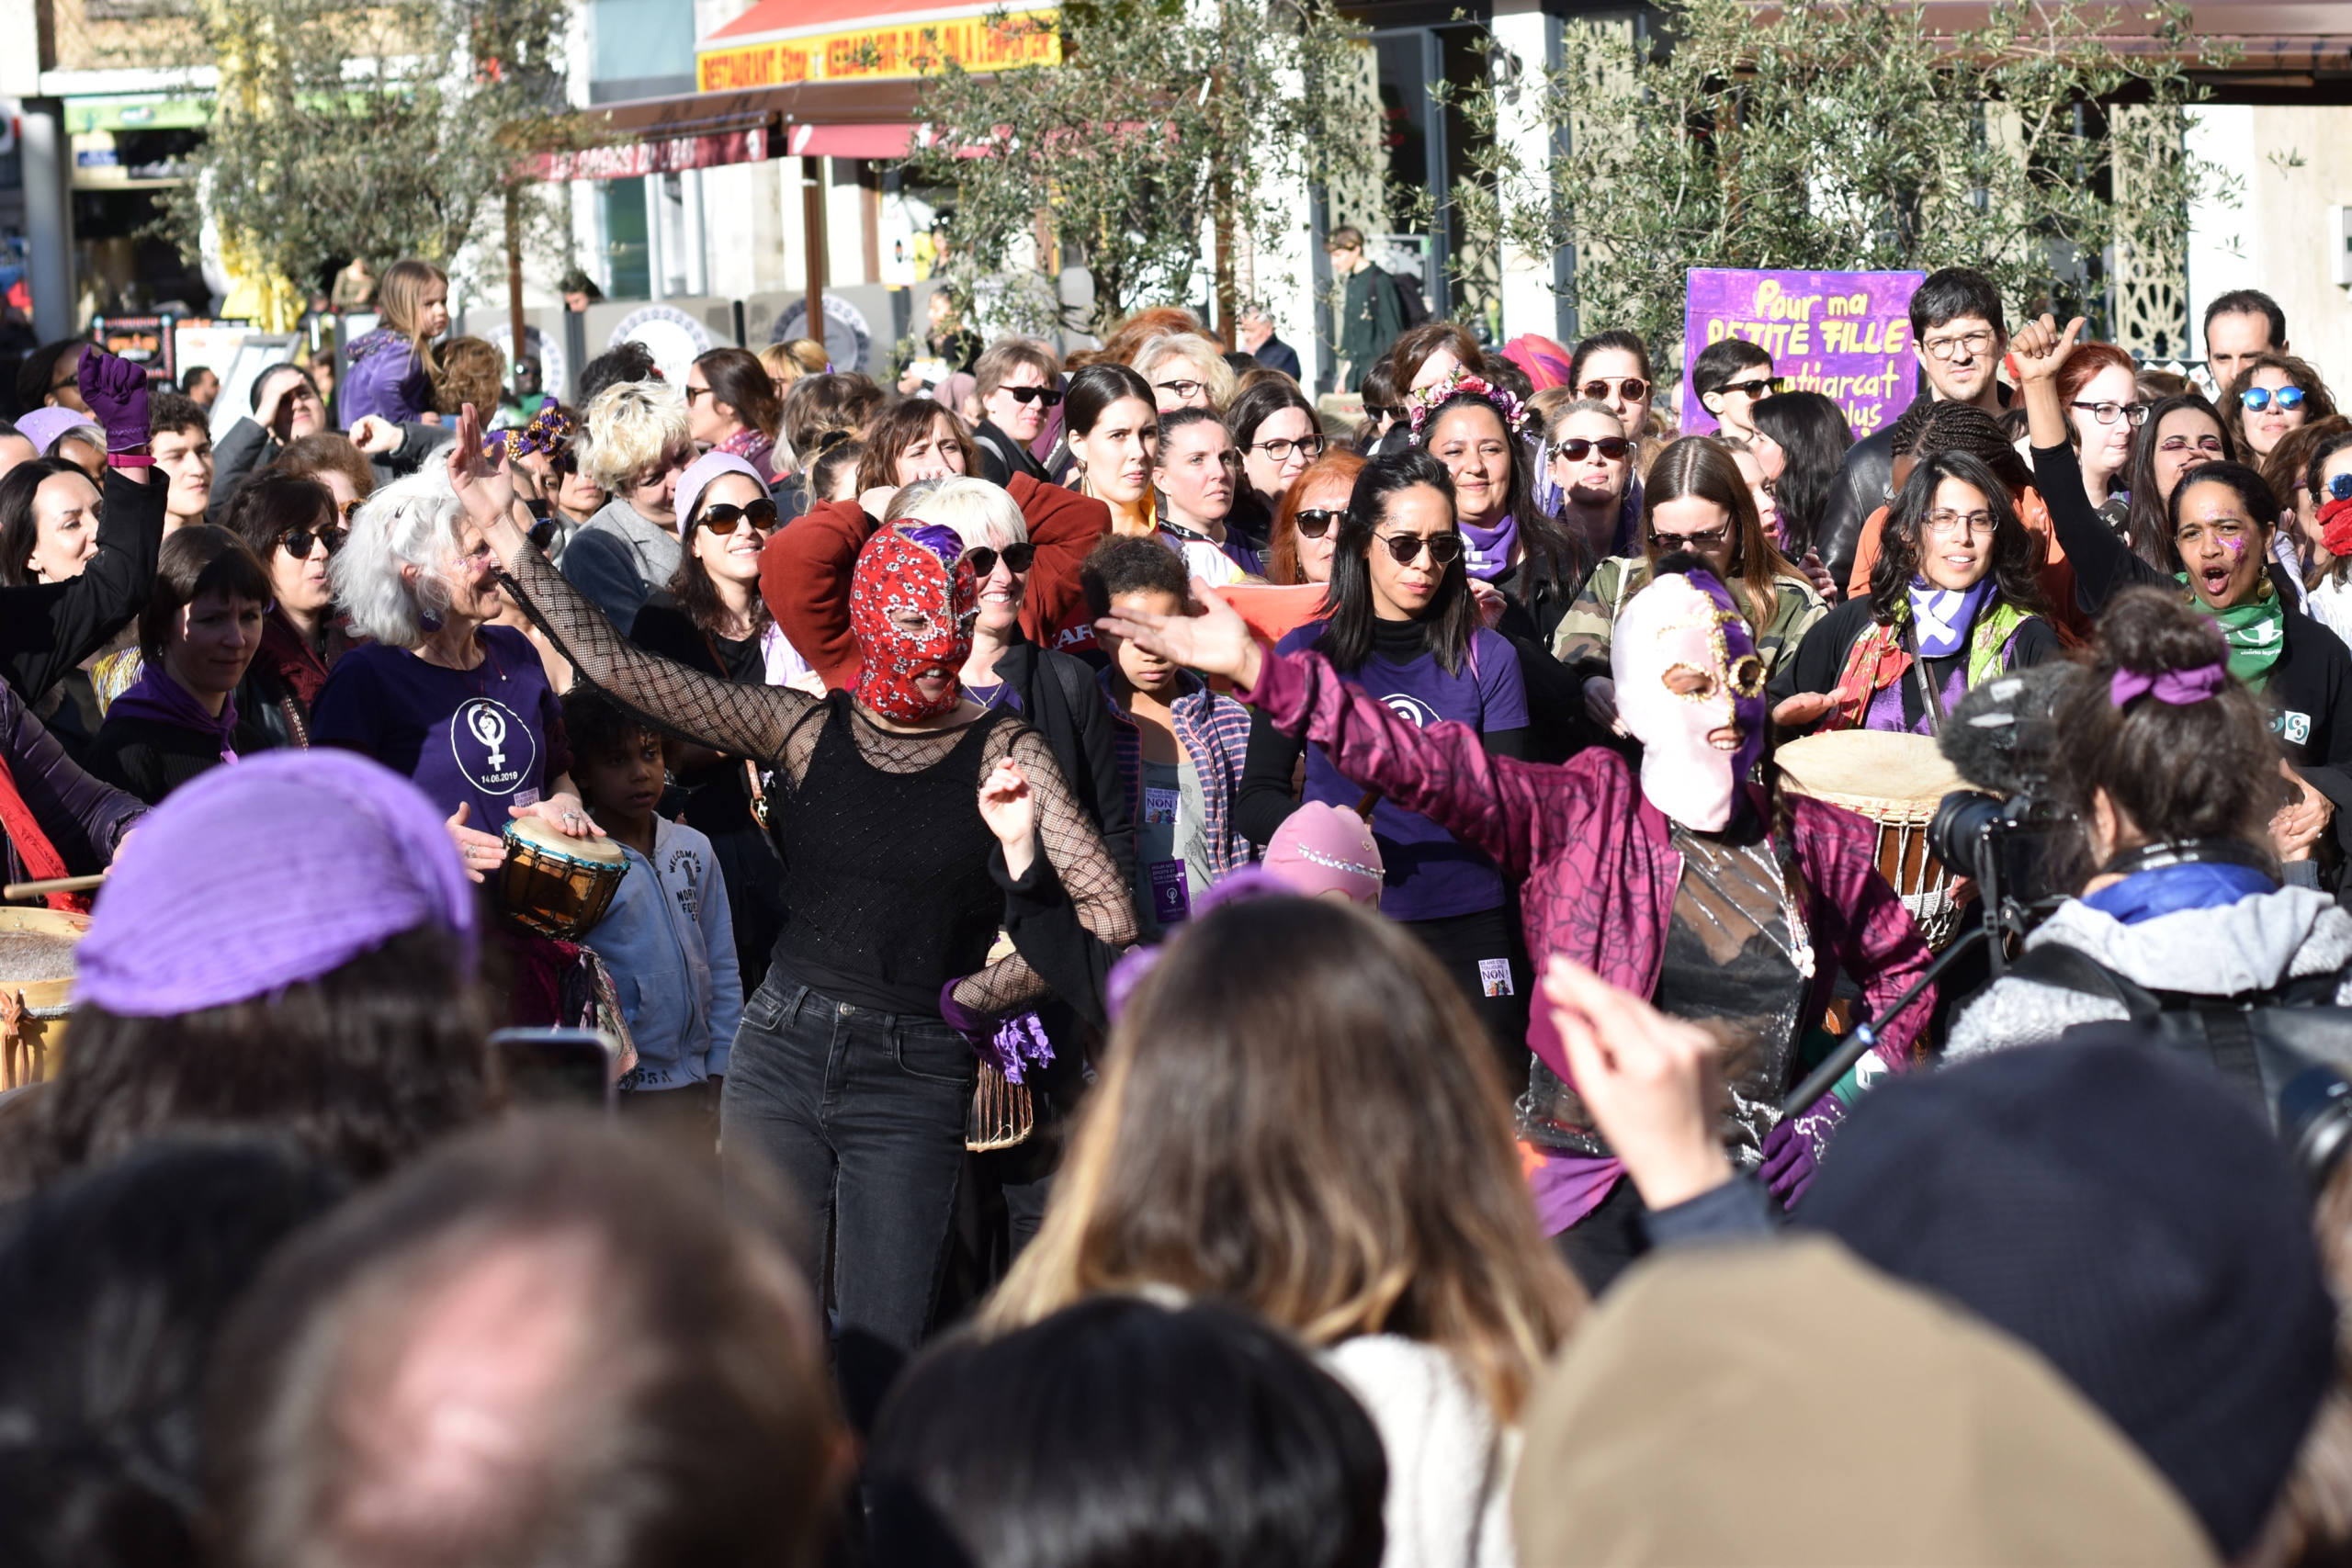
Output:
[939, 977, 992, 1043]
[1759, 1093, 1848, 1208]
[78, 345, 152, 453]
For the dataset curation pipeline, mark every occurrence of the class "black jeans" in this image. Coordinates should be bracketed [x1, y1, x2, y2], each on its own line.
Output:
[721, 975, 978, 1357]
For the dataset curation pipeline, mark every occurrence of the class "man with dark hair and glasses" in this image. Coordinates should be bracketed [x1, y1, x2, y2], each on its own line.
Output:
[1816, 266, 2011, 586]
[971, 339, 1063, 487]
[1691, 338, 1779, 443]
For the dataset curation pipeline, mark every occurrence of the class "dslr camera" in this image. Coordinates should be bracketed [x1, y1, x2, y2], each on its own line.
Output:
[1927, 665, 2080, 958]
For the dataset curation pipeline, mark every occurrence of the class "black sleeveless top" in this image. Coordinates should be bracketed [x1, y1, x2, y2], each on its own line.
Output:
[771, 694, 1017, 1016]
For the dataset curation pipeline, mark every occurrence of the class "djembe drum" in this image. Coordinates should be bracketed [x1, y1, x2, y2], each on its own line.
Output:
[0, 907, 90, 1089]
[1776, 730, 1969, 950]
[495, 817, 627, 940]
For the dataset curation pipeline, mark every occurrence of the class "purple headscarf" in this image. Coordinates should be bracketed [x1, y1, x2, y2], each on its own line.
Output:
[76, 750, 478, 1016]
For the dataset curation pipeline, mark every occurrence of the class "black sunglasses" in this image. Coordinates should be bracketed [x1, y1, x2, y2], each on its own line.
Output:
[696, 498, 780, 534]
[1716, 376, 1782, 400]
[1003, 385, 1064, 408]
[1375, 531, 1464, 566]
[1551, 436, 1632, 462]
[1294, 507, 1342, 539]
[964, 542, 1038, 576]
[279, 525, 347, 558]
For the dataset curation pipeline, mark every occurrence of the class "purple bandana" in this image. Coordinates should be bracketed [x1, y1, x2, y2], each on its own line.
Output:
[1460, 513, 1520, 581]
[109, 662, 241, 765]
[76, 750, 479, 1016]
[2111, 661, 2226, 708]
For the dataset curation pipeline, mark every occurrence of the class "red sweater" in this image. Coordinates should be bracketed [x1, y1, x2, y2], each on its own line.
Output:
[760, 474, 1112, 688]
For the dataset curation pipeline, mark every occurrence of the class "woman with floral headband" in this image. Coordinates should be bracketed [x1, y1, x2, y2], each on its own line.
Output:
[1101, 548, 1933, 1294]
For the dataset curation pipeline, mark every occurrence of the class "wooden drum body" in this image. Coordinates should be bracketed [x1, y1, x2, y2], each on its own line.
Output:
[496, 818, 627, 940]
[0, 906, 90, 1089]
[1777, 731, 1968, 950]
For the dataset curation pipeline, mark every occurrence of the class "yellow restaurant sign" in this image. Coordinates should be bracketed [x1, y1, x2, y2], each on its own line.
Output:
[696, 9, 1060, 91]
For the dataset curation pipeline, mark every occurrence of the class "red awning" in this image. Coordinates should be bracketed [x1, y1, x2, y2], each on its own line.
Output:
[786, 121, 914, 158]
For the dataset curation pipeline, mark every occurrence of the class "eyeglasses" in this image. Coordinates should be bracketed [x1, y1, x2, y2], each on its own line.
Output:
[1580, 377, 1649, 403]
[697, 499, 780, 535]
[2328, 473, 2352, 502]
[962, 541, 1037, 577]
[2071, 400, 2150, 427]
[1001, 384, 1064, 408]
[2157, 434, 2226, 457]
[2242, 386, 2308, 412]
[684, 384, 712, 405]
[1922, 329, 1997, 362]
[1650, 523, 1732, 551]
[280, 525, 347, 558]
[1156, 378, 1208, 400]
[1252, 434, 1325, 463]
[1550, 436, 1632, 462]
[1924, 509, 1996, 538]
[1294, 507, 1342, 539]
[1375, 530, 1464, 566]
[1716, 376, 1781, 400]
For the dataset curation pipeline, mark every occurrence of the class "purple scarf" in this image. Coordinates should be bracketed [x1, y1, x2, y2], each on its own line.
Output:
[1461, 513, 1520, 581]
[111, 663, 240, 765]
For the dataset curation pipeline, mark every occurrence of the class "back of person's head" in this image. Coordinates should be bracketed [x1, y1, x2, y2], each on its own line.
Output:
[270, 432, 375, 502]
[1797, 1038, 2333, 1557]
[147, 389, 209, 444]
[17, 750, 490, 1194]
[432, 336, 505, 417]
[1080, 531, 1192, 619]
[869, 1297, 1386, 1568]
[577, 342, 660, 406]
[1882, 393, 1940, 460]
[137, 525, 272, 663]
[779, 372, 884, 466]
[578, 378, 689, 493]
[206, 1114, 839, 1568]
[2207, 287, 2288, 349]
[0, 1137, 346, 1568]
[1749, 390, 1853, 555]
[1912, 399, 2031, 491]
[1100, 307, 1208, 368]
[1688, 336, 1771, 399]
[1907, 265, 2005, 335]
[223, 469, 339, 566]
[1514, 1236, 2216, 1565]
[808, 438, 865, 502]
[694, 346, 782, 439]
[989, 894, 1579, 1419]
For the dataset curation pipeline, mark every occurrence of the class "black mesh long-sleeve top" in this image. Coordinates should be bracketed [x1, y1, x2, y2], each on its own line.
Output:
[497, 543, 1135, 1017]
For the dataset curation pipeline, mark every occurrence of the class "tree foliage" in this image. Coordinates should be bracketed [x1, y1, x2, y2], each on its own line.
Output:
[160, 0, 575, 292]
[1448, 0, 2233, 354]
[904, 0, 1383, 336]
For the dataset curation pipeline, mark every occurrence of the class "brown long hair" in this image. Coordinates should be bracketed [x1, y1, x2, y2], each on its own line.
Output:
[854, 399, 974, 493]
[1641, 436, 1798, 629]
[985, 895, 1583, 1419]
[1268, 448, 1365, 586]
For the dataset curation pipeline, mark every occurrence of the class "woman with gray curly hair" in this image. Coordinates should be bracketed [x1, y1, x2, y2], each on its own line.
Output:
[311, 465, 601, 888]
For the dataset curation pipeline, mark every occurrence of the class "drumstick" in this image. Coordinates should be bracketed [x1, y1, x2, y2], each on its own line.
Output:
[3, 873, 107, 902]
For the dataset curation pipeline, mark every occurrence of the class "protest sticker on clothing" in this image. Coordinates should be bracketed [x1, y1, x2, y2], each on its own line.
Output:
[1679, 268, 1926, 439]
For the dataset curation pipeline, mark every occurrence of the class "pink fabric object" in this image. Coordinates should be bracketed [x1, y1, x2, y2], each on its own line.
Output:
[673, 450, 769, 536]
[1264, 800, 1385, 906]
[1501, 333, 1575, 392]
[1612, 569, 1765, 832]
[75, 749, 477, 1016]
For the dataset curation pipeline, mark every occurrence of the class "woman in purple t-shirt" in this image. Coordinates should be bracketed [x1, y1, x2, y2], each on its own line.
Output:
[1236, 449, 1534, 1087]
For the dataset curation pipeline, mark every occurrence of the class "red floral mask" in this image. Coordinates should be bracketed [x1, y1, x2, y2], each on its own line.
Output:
[850, 525, 976, 723]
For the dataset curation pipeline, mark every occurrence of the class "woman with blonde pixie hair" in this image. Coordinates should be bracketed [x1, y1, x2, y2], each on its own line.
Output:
[566, 378, 695, 630]
[1132, 332, 1238, 413]
[989, 892, 1582, 1567]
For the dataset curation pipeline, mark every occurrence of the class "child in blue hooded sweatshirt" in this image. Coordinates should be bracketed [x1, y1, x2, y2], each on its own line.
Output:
[565, 688, 742, 1136]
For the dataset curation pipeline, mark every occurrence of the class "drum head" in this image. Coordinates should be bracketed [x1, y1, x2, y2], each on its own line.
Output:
[1776, 731, 1963, 813]
[504, 814, 627, 865]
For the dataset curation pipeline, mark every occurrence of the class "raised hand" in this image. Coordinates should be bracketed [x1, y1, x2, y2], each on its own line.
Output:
[1095, 577, 1263, 689]
[2005, 313, 2084, 385]
[446, 402, 519, 535]
[77, 344, 152, 454]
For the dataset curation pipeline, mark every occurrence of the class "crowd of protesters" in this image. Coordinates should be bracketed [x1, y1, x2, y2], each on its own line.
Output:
[4, 254, 2352, 1567]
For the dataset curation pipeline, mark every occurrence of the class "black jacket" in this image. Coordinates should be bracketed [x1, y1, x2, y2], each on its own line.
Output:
[1816, 425, 1897, 590]
[989, 637, 1136, 893]
[0, 466, 163, 705]
[972, 418, 1049, 489]
[85, 711, 271, 805]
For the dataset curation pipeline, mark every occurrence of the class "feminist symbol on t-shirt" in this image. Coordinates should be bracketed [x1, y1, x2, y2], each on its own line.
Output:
[468, 702, 509, 772]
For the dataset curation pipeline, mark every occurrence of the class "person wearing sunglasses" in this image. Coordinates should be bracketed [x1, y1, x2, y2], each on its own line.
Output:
[1227, 378, 1324, 555]
[2290, 428, 2352, 655]
[2223, 353, 2336, 461]
[971, 341, 1063, 488]
[1559, 437, 1826, 737]
[89, 525, 277, 804]
[220, 471, 359, 750]
[2013, 316, 2352, 862]
[1267, 449, 1366, 587]
[1540, 400, 1635, 567]
[1100, 541, 1935, 1289]
[1690, 339, 1778, 443]
[1236, 449, 1537, 1080]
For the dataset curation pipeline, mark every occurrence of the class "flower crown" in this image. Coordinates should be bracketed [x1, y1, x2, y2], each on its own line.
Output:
[1405, 368, 1524, 438]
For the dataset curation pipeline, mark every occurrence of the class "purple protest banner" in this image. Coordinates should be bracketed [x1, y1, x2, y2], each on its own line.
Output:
[1679, 268, 1926, 440]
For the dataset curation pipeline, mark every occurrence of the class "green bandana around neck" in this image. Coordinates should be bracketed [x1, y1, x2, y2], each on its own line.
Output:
[2179, 573, 2285, 690]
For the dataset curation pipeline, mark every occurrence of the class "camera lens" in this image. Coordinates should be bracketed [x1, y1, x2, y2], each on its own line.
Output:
[1928, 789, 2006, 879]
[2279, 1066, 2352, 1193]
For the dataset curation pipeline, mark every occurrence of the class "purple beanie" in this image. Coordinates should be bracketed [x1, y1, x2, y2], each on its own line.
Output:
[76, 750, 478, 1016]
[674, 451, 767, 537]
[17, 406, 97, 459]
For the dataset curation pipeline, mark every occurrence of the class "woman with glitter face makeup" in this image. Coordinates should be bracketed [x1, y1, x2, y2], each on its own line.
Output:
[1100, 550, 1935, 1295]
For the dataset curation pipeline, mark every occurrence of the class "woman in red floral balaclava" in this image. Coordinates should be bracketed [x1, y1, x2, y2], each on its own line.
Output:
[445, 403, 1136, 1357]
